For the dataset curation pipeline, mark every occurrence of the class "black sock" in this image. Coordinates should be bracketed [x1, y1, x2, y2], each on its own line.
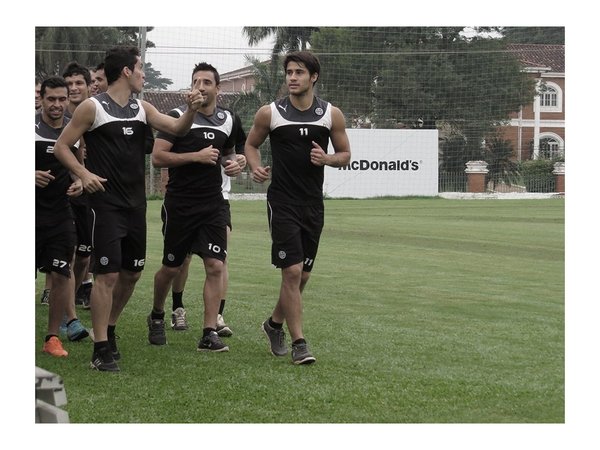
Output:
[203, 327, 216, 337]
[293, 338, 306, 346]
[151, 308, 165, 320]
[218, 299, 226, 315]
[268, 317, 283, 330]
[44, 334, 57, 342]
[107, 325, 116, 339]
[172, 291, 184, 310]
[66, 318, 77, 327]
[94, 340, 109, 352]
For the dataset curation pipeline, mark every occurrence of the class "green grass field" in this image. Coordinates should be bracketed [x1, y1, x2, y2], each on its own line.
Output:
[35, 198, 564, 423]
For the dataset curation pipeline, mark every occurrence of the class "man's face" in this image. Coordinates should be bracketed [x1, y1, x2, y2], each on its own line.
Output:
[41, 86, 69, 121]
[89, 70, 99, 96]
[94, 69, 107, 93]
[35, 82, 41, 110]
[285, 61, 317, 96]
[128, 57, 145, 94]
[191, 70, 219, 108]
[64, 74, 89, 106]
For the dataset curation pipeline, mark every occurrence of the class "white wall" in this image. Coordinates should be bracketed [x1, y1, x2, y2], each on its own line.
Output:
[324, 129, 439, 198]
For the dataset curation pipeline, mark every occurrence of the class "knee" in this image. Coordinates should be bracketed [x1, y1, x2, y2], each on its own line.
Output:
[204, 258, 224, 278]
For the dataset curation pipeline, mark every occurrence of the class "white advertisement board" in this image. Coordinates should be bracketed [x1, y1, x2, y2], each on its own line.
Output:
[324, 129, 439, 198]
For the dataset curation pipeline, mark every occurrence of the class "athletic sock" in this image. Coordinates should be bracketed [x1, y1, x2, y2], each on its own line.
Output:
[203, 327, 216, 337]
[172, 291, 184, 310]
[218, 299, 226, 315]
[66, 318, 78, 327]
[293, 338, 306, 346]
[268, 317, 283, 330]
[151, 308, 165, 320]
[44, 334, 58, 342]
[107, 325, 116, 339]
[94, 340, 109, 352]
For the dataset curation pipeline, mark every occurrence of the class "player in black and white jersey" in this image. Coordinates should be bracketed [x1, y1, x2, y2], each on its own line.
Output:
[147, 62, 244, 353]
[246, 51, 351, 365]
[36, 76, 88, 357]
[54, 47, 206, 372]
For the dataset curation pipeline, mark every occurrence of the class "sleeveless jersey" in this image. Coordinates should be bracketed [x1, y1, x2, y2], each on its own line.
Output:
[157, 105, 239, 204]
[83, 93, 148, 209]
[268, 96, 332, 205]
[35, 113, 78, 226]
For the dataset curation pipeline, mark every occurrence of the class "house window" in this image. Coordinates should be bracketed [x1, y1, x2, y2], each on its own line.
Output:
[540, 87, 557, 107]
[539, 135, 564, 159]
[538, 81, 562, 113]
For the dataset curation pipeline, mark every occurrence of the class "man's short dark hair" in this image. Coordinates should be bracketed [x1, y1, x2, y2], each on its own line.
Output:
[40, 76, 69, 98]
[62, 61, 92, 85]
[283, 51, 321, 85]
[192, 62, 220, 85]
[104, 46, 140, 85]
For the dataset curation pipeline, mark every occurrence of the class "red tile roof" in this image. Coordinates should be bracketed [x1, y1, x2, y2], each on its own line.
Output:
[506, 44, 564, 73]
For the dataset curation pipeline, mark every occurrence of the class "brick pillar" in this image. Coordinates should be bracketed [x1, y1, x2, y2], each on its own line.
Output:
[553, 162, 565, 194]
[465, 161, 489, 193]
[160, 168, 169, 195]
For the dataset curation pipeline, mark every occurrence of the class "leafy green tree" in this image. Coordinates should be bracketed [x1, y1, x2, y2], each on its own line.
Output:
[143, 62, 173, 90]
[35, 27, 159, 78]
[499, 27, 564, 44]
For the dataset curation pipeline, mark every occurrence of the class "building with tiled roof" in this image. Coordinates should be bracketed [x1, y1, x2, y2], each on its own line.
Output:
[502, 44, 565, 160]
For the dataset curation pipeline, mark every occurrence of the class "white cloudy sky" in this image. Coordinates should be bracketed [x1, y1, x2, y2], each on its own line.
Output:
[146, 27, 274, 90]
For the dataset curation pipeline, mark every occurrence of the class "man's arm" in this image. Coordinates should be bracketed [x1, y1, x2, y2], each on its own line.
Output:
[310, 106, 351, 168]
[151, 138, 219, 168]
[244, 105, 272, 183]
[144, 80, 205, 137]
[54, 99, 107, 193]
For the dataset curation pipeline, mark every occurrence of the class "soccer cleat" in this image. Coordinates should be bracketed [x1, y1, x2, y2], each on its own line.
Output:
[291, 342, 316, 365]
[90, 346, 120, 372]
[216, 313, 232, 337]
[171, 307, 189, 331]
[76, 282, 92, 308]
[42, 336, 68, 357]
[40, 289, 50, 305]
[147, 314, 167, 345]
[108, 333, 121, 361]
[67, 319, 89, 342]
[261, 319, 288, 356]
[197, 331, 229, 352]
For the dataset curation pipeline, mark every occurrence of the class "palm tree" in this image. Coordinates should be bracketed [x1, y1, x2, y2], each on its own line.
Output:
[242, 27, 319, 67]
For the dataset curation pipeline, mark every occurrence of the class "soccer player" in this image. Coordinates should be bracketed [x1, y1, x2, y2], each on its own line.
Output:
[36, 76, 88, 357]
[147, 62, 243, 352]
[62, 61, 95, 307]
[53, 46, 206, 372]
[245, 51, 351, 365]
[169, 121, 246, 336]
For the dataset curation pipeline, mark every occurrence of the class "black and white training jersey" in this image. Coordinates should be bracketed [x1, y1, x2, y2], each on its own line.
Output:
[83, 93, 149, 210]
[157, 105, 240, 204]
[268, 96, 333, 205]
[35, 113, 78, 227]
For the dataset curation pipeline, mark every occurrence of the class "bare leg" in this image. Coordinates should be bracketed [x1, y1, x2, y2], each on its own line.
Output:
[47, 271, 74, 335]
[109, 269, 142, 325]
[272, 262, 305, 342]
[90, 272, 119, 342]
[153, 265, 181, 313]
[203, 257, 224, 329]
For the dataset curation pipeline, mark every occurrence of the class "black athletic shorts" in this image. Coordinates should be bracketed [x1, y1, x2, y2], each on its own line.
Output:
[222, 199, 232, 231]
[161, 196, 228, 267]
[71, 201, 93, 256]
[35, 218, 76, 277]
[267, 200, 324, 272]
[91, 205, 147, 274]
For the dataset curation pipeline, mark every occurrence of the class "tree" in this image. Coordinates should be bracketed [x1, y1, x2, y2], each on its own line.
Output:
[499, 27, 564, 44]
[35, 27, 158, 78]
[309, 27, 536, 168]
[143, 62, 173, 91]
